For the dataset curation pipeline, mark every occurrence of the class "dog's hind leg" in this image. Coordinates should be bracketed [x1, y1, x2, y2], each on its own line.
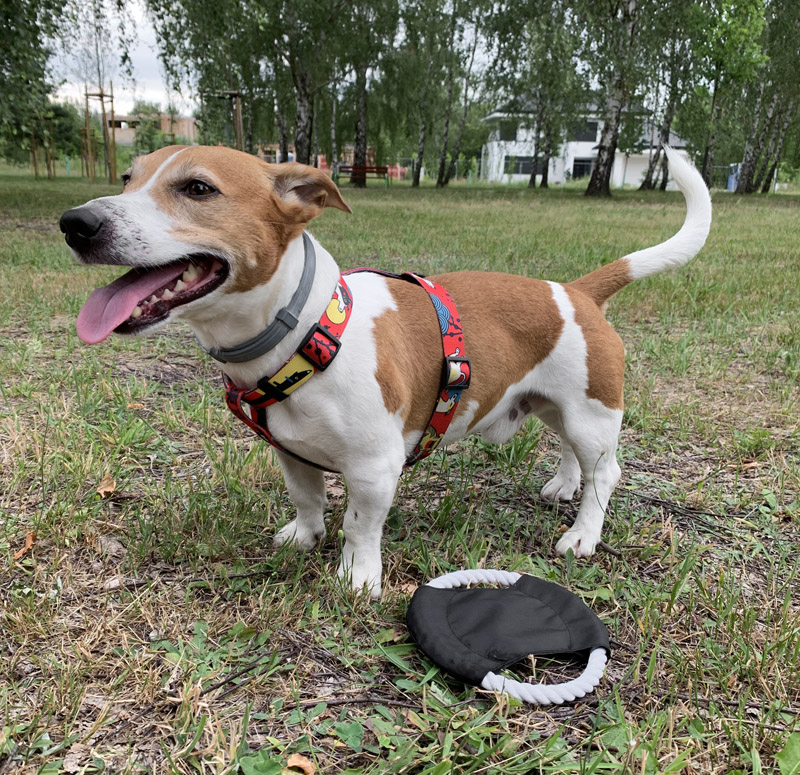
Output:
[553, 401, 623, 558]
[273, 452, 328, 550]
[532, 402, 582, 503]
[337, 457, 404, 599]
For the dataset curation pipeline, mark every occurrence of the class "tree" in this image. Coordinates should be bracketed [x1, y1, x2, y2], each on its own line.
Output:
[0, 0, 61, 162]
[692, 0, 766, 186]
[638, 0, 698, 191]
[577, 0, 650, 197]
[341, 0, 399, 186]
[735, 0, 800, 193]
[489, 0, 585, 190]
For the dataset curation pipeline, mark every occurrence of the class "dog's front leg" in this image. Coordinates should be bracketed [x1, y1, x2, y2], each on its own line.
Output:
[337, 460, 403, 599]
[273, 452, 328, 550]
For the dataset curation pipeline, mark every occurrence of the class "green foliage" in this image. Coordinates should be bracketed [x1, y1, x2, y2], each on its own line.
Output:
[0, 0, 62, 161]
[777, 733, 800, 775]
[131, 100, 164, 155]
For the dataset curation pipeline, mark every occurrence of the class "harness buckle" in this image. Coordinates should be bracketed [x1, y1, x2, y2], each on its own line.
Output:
[299, 324, 342, 371]
[443, 356, 471, 391]
[254, 377, 291, 403]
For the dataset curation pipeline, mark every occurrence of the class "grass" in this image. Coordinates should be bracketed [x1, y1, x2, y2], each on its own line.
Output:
[1, 170, 799, 775]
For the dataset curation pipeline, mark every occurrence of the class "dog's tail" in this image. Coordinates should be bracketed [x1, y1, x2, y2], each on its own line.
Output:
[568, 146, 712, 307]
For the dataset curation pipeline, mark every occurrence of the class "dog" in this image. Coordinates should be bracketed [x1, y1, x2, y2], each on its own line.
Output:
[61, 145, 711, 598]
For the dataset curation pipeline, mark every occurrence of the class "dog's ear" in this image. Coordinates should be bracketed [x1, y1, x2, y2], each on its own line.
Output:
[268, 162, 352, 220]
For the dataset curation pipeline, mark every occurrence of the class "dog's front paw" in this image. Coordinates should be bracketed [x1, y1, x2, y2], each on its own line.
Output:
[541, 474, 580, 503]
[273, 518, 325, 550]
[555, 526, 600, 558]
[337, 547, 382, 600]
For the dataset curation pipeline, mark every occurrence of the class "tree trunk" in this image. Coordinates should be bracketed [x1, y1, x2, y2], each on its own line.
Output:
[328, 93, 338, 177]
[745, 90, 778, 193]
[658, 149, 670, 190]
[585, 0, 636, 197]
[640, 92, 677, 190]
[292, 62, 313, 165]
[351, 62, 368, 188]
[246, 100, 254, 155]
[528, 97, 544, 188]
[585, 86, 623, 197]
[276, 100, 289, 163]
[413, 115, 427, 187]
[753, 102, 782, 191]
[701, 76, 720, 187]
[736, 79, 768, 194]
[436, 64, 456, 188]
[540, 118, 553, 188]
[760, 99, 794, 193]
[445, 19, 479, 186]
[736, 90, 778, 194]
[436, 3, 459, 188]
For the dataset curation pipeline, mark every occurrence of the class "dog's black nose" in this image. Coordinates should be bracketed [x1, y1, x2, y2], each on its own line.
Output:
[59, 207, 104, 252]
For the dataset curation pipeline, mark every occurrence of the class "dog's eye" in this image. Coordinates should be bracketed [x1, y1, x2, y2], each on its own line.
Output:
[121, 172, 131, 187]
[183, 180, 217, 198]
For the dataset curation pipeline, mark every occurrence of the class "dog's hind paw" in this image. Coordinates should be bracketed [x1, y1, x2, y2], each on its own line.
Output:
[273, 518, 324, 550]
[555, 526, 600, 558]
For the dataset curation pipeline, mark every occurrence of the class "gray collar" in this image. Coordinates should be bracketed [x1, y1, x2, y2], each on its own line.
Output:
[203, 232, 317, 364]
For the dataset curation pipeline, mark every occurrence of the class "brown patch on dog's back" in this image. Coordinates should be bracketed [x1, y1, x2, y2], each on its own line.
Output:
[565, 286, 624, 410]
[373, 272, 565, 437]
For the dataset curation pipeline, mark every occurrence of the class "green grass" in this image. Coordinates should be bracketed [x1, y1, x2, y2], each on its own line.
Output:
[1, 171, 799, 774]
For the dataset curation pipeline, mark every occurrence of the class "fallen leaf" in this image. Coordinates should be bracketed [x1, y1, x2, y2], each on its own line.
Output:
[12, 530, 36, 561]
[127, 403, 145, 410]
[286, 753, 316, 774]
[103, 576, 122, 591]
[97, 535, 127, 561]
[62, 743, 90, 773]
[97, 474, 116, 499]
[398, 582, 418, 595]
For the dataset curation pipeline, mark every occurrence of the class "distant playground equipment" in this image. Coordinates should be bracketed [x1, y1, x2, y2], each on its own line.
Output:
[83, 84, 118, 184]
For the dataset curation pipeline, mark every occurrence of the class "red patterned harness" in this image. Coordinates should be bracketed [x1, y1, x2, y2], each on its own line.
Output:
[224, 270, 471, 472]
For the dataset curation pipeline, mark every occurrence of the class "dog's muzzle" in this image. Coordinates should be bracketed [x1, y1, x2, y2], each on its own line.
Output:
[60, 206, 105, 253]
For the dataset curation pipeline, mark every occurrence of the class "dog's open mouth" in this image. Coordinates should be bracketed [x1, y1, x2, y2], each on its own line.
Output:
[77, 255, 228, 344]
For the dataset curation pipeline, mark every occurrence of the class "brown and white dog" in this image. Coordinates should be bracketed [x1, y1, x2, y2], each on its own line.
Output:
[61, 145, 711, 597]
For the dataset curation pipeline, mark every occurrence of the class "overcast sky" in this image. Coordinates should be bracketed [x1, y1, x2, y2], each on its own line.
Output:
[55, 3, 196, 117]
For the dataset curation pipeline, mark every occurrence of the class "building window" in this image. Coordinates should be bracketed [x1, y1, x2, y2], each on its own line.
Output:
[572, 158, 594, 179]
[499, 120, 518, 142]
[571, 121, 598, 142]
[503, 156, 545, 175]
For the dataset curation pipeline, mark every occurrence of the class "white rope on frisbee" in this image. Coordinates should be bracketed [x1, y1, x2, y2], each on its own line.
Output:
[426, 569, 608, 705]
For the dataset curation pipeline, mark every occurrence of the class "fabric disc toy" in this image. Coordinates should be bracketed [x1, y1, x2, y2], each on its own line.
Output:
[406, 569, 610, 705]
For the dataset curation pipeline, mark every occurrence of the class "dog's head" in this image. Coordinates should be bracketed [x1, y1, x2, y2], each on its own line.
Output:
[62, 145, 351, 344]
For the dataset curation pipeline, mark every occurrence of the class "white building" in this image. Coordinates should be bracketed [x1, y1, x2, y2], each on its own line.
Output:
[480, 108, 689, 189]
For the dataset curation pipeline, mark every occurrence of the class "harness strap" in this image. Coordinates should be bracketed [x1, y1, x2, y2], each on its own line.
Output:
[223, 269, 470, 471]
[223, 275, 354, 471]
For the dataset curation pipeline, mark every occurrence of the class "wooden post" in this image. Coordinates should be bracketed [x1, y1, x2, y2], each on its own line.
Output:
[109, 81, 117, 183]
[49, 119, 57, 178]
[80, 129, 87, 177]
[85, 90, 95, 183]
[43, 125, 52, 179]
[30, 124, 39, 179]
[234, 93, 244, 151]
[98, 90, 112, 184]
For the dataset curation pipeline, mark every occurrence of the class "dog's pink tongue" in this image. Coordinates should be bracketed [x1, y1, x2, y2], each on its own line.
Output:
[77, 263, 187, 344]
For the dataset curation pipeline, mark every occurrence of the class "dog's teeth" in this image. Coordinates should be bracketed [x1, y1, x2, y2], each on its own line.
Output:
[161, 288, 175, 300]
[131, 306, 142, 318]
[174, 279, 187, 292]
[148, 295, 158, 304]
[182, 265, 199, 282]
